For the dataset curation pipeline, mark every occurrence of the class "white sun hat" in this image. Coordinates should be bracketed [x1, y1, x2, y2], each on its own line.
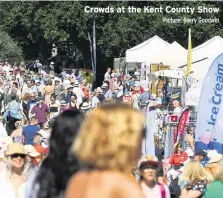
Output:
[24, 145, 40, 158]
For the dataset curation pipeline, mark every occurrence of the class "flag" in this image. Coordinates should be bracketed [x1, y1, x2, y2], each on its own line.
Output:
[185, 29, 192, 76]
[195, 53, 223, 154]
[88, 32, 95, 74]
[176, 109, 190, 142]
[93, 20, 96, 77]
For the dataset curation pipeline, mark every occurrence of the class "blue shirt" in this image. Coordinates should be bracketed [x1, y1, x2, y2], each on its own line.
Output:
[104, 90, 113, 99]
[23, 125, 40, 145]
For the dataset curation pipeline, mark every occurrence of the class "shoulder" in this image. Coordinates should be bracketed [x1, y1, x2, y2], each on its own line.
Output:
[66, 171, 143, 198]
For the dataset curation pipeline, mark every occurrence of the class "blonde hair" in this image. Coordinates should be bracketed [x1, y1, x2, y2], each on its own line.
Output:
[179, 160, 213, 185]
[73, 104, 145, 173]
[215, 158, 223, 181]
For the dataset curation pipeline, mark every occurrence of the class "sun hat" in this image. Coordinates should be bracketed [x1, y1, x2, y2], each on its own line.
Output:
[139, 155, 159, 170]
[60, 100, 67, 106]
[207, 150, 223, 164]
[24, 145, 40, 158]
[66, 85, 73, 90]
[6, 143, 27, 156]
[80, 102, 91, 110]
[74, 82, 79, 87]
[54, 77, 60, 82]
[101, 83, 108, 88]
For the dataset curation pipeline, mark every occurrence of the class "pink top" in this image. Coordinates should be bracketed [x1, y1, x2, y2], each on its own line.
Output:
[141, 182, 170, 198]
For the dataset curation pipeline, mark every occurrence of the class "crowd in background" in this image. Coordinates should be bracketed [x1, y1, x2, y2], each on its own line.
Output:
[0, 60, 222, 198]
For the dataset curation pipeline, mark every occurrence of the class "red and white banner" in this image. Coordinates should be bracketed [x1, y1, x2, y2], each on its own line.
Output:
[176, 109, 190, 141]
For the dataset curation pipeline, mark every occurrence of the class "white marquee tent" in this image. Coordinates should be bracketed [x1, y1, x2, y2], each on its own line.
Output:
[146, 41, 187, 70]
[192, 36, 223, 62]
[125, 35, 169, 63]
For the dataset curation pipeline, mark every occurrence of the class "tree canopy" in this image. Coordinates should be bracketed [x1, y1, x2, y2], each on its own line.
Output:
[0, 1, 222, 70]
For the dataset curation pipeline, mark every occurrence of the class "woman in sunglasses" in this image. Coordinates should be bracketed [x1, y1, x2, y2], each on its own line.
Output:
[0, 143, 29, 198]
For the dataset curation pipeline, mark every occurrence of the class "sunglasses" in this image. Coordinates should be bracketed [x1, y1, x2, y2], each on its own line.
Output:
[11, 154, 26, 159]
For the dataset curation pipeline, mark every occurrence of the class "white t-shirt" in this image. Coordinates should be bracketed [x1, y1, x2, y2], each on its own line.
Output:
[173, 106, 183, 116]
[63, 80, 71, 88]
[117, 85, 124, 98]
[73, 87, 84, 104]
[0, 170, 27, 198]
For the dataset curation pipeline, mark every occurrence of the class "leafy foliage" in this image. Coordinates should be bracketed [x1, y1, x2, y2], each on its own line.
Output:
[0, 1, 222, 69]
[0, 31, 22, 60]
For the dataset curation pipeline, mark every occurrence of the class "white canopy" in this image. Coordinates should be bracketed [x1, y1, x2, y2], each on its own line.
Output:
[192, 36, 223, 62]
[189, 56, 216, 80]
[146, 41, 187, 70]
[126, 35, 169, 63]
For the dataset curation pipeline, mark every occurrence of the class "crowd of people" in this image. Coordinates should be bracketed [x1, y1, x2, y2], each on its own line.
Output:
[0, 60, 222, 198]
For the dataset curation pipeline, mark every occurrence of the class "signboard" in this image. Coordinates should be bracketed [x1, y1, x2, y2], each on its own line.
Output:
[122, 96, 132, 103]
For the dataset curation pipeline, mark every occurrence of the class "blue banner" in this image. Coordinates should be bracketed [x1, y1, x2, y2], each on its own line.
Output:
[195, 53, 223, 154]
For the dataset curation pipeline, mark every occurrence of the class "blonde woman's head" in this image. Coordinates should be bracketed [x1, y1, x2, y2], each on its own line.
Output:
[73, 104, 145, 172]
[179, 160, 213, 185]
[14, 121, 23, 129]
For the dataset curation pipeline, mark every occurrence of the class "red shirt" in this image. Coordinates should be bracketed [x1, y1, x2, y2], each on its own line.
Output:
[169, 152, 188, 166]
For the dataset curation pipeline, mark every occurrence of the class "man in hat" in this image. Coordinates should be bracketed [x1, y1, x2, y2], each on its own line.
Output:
[73, 82, 84, 104]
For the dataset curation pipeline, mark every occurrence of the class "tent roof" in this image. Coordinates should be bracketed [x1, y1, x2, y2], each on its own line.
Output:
[125, 35, 169, 63]
[189, 56, 216, 80]
[192, 36, 223, 62]
[146, 41, 187, 69]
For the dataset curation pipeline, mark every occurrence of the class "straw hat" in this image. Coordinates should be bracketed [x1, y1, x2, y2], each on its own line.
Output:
[80, 102, 91, 110]
[101, 83, 108, 88]
[6, 143, 27, 156]
[207, 150, 223, 164]
[24, 145, 40, 158]
[66, 85, 73, 90]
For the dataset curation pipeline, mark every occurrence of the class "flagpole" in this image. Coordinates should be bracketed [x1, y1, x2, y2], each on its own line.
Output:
[88, 32, 95, 75]
[93, 20, 96, 83]
[185, 28, 192, 77]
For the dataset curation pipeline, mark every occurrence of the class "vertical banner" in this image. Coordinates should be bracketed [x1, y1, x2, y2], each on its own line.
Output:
[142, 110, 156, 156]
[185, 28, 192, 77]
[93, 20, 96, 81]
[195, 53, 223, 154]
[176, 109, 190, 142]
[88, 32, 94, 74]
